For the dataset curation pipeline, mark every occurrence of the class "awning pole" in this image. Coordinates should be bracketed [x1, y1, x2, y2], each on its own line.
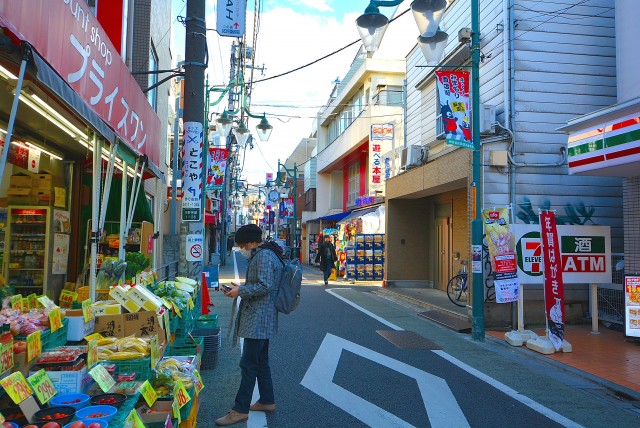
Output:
[125, 159, 140, 233]
[98, 142, 118, 233]
[119, 159, 128, 260]
[127, 159, 146, 233]
[0, 58, 28, 186]
[90, 134, 102, 302]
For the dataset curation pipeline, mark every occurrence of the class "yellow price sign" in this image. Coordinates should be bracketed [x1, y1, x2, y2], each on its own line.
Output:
[172, 399, 182, 424]
[0, 334, 14, 374]
[26, 330, 42, 362]
[0, 411, 4, 423]
[163, 311, 171, 343]
[27, 294, 37, 311]
[37, 295, 56, 310]
[85, 332, 103, 343]
[173, 378, 191, 409]
[82, 299, 94, 323]
[27, 369, 57, 405]
[22, 298, 29, 311]
[10, 294, 23, 312]
[187, 297, 194, 311]
[172, 302, 182, 318]
[89, 364, 116, 393]
[138, 380, 157, 407]
[125, 408, 147, 428]
[193, 369, 204, 396]
[59, 290, 77, 308]
[49, 307, 63, 332]
[87, 338, 98, 369]
[0, 371, 33, 404]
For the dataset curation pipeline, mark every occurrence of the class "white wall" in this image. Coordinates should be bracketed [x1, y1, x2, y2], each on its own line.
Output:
[616, 0, 640, 102]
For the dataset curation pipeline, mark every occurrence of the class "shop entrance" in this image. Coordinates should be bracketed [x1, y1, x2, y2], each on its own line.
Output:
[435, 203, 452, 290]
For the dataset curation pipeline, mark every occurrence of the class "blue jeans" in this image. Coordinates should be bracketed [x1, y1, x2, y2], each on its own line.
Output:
[323, 262, 333, 282]
[233, 339, 274, 413]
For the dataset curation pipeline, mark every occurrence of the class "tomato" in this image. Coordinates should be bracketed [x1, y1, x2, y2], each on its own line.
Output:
[42, 423, 62, 428]
[3, 423, 17, 428]
[22, 425, 39, 428]
[87, 424, 102, 428]
[68, 422, 87, 428]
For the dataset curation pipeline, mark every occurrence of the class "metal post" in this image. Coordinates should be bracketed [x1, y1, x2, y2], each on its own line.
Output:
[170, 90, 180, 234]
[90, 134, 102, 302]
[182, 0, 207, 276]
[119, 160, 128, 260]
[471, 0, 485, 341]
[0, 58, 27, 184]
[292, 163, 298, 260]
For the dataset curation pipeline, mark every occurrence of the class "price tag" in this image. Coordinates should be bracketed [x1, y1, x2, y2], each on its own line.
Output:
[49, 308, 63, 332]
[0, 411, 5, 423]
[37, 295, 56, 310]
[173, 378, 191, 409]
[87, 338, 98, 369]
[89, 364, 116, 393]
[0, 371, 33, 404]
[172, 399, 182, 424]
[82, 299, 94, 323]
[27, 369, 57, 405]
[187, 297, 194, 311]
[28, 294, 37, 311]
[59, 290, 77, 308]
[172, 302, 182, 318]
[126, 408, 147, 428]
[0, 334, 14, 374]
[26, 330, 42, 362]
[139, 380, 157, 406]
[23, 297, 30, 311]
[84, 332, 103, 342]
[193, 369, 204, 395]
[10, 294, 23, 312]
[150, 335, 159, 368]
[163, 311, 171, 343]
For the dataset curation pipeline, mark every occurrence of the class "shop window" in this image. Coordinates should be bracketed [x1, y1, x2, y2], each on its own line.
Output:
[147, 45, 158, 110]
[348, 163, 360, 206]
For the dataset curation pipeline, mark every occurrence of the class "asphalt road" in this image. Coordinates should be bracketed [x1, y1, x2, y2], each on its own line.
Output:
[196, 253, 640, 427]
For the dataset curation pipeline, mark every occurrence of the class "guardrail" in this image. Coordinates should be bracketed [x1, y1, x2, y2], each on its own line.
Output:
[154, 260, 179, 283]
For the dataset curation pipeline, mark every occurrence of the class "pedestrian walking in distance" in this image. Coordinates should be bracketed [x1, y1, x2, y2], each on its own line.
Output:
[216, 224, 284, 426]
[315, 234, 337, 286]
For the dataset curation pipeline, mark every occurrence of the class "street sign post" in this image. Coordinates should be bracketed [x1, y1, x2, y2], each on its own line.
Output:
[216, 0, 246, 37]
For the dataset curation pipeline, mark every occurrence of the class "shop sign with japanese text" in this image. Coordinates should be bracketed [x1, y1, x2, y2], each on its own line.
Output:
[216, 0, 246, 37]
[206, 148, 229, 190]
[435, 70, 472, 149]
[540, 211, 565, 351]
[0, 0, 161, 166]
[181, 122, 203, 222]
[370, 124, 394, 196]
[514, 225, 611, 284]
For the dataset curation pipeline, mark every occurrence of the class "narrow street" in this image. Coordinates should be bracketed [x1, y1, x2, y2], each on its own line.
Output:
[197, 253, 640, 428]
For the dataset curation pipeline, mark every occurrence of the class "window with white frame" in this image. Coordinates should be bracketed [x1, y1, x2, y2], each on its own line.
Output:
[348, 163, 360, 206]
[147, 45, 158, 110]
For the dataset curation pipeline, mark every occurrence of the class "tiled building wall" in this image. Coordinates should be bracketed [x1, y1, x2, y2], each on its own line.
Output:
[623, 177, 640, 274]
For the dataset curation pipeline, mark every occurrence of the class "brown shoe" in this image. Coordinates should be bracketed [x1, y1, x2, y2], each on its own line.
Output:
[250, 401, 276, 413]
[215, 410, 249, 426]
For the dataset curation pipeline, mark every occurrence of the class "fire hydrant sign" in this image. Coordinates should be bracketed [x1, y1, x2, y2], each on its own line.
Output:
[186, 234, 204, 262]
[181, 121, 203, 222]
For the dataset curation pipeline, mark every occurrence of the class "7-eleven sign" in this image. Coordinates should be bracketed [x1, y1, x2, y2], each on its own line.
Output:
[516, 232, 543, 276]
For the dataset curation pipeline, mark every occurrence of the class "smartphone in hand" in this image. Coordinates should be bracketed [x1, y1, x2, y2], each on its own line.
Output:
[221, 283, 232, 291]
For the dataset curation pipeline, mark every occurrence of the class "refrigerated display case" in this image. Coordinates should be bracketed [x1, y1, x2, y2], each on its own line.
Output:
[5, 206, 52, 296]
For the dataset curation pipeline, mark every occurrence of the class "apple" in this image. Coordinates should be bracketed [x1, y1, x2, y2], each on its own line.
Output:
[88, 424, 102, 428]
[42, 422, 62, 428]
[67, 422, 86, 428]
[3, 422, 16, 428]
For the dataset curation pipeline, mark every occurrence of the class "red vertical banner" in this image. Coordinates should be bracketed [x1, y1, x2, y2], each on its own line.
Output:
[540, 211, 566, 350]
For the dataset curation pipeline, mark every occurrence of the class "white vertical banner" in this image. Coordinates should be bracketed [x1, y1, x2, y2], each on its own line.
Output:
[27, 148, 41, 172]
[181, 122, 203, 222]
[370, 124, 393, 196]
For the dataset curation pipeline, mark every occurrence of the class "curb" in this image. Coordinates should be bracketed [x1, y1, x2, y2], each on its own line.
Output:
[373, 288, 468, 322]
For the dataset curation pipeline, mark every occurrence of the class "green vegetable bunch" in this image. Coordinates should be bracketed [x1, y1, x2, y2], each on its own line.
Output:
[125, 251, 151, 280]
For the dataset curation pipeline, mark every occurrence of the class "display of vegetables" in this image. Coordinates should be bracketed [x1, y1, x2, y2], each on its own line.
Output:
[97, 336, 151, 361]
[124, 252, 150, 280]
[0, 306, 61, 338]
[148, 281, 193, 313]
[95, 259, 127, 289]
[151, 357, 197, 396]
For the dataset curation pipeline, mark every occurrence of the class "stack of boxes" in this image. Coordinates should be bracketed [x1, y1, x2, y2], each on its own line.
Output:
[350, 234, 384, 281]
[7, 173, 59, 206]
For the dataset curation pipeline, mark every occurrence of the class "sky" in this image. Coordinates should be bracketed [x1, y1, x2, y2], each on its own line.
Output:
[171, 0, 412, 184]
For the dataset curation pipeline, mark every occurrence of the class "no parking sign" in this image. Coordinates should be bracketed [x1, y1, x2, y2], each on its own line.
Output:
[186, 234, 204, 262]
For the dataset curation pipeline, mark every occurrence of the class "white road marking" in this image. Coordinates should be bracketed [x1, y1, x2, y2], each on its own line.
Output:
[326, 288, 403, 331]
[302, 333, 469, 428]
[325, 289, 583, 427]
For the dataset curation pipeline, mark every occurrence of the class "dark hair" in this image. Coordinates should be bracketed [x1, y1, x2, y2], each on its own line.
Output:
[235, 224, 263, 244]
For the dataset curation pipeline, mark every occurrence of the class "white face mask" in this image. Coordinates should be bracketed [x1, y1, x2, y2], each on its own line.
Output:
[239, 248, 252, 259]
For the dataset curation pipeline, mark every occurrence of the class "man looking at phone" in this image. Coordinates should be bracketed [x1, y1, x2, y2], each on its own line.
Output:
[216, 224, 284, 426]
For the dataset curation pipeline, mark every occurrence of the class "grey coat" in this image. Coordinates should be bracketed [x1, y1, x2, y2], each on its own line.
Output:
[235, 247, 282, 339]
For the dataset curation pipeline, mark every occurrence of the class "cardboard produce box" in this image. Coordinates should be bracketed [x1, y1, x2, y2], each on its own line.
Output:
[94, 313, 125, 338]
[10, 174, 32, 188]
[33, 173, 53, 191]
[30, 365, 91, 395]
[94, 310, 167, 344]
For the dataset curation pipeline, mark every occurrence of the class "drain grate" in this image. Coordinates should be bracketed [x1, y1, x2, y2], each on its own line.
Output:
[376, 330, 442, 350]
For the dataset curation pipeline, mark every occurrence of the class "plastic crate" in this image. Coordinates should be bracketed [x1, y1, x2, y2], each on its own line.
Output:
[98, 357, 153, 381]
[15, 318, 68, 351]
[167, 336, 203, 359]
[103, 392, 141, 427]
[195, 314, 218, 330]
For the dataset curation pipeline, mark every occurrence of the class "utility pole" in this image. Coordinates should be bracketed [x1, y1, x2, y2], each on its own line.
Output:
[180, 0, 206, 277]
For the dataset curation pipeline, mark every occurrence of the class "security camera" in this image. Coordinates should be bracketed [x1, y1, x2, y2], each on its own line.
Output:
[458, 28, 472, 44]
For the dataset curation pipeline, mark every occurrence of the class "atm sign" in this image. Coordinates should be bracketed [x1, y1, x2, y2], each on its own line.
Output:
[561, 236, 607, 273]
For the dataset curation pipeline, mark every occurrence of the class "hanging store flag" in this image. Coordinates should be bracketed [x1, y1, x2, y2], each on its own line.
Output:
[482, 208, 519, 303]
[539, 211, 566, 351]
[206, 148, 229, 190]
[435, 70, 472, 149]
[181, 122, 203, 222]
[370, 124, 394, 196]
[283, 198, 294, 218]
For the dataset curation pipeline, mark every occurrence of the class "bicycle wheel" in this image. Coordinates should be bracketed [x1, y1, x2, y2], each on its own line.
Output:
[447, 274, 468, 307]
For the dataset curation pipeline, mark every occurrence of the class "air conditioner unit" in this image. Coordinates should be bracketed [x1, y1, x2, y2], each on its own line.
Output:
[401, 145, 424, 170]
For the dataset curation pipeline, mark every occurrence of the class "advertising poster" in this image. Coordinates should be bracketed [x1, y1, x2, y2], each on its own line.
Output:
[206, 148, 229, 190]
[370, 124, 394, 195]
[181, 122, 203, 222]
[52, 233, 69, 274]
[540, 211, 566, 351]
[482, 208, 519, 303]
[625, 275, 640, 338]
[435, 70, 472, 149]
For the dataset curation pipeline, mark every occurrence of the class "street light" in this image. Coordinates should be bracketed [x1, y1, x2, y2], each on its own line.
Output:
[277, 159, 299, 260]
[355, 0, 484, 341]
[216, 110, 234, 139]
[233, 120, 251, 148]
[255, 115, 273, 142]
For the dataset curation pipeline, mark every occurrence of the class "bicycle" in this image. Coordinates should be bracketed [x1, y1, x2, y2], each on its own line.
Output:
[447, 260, 468, 307]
